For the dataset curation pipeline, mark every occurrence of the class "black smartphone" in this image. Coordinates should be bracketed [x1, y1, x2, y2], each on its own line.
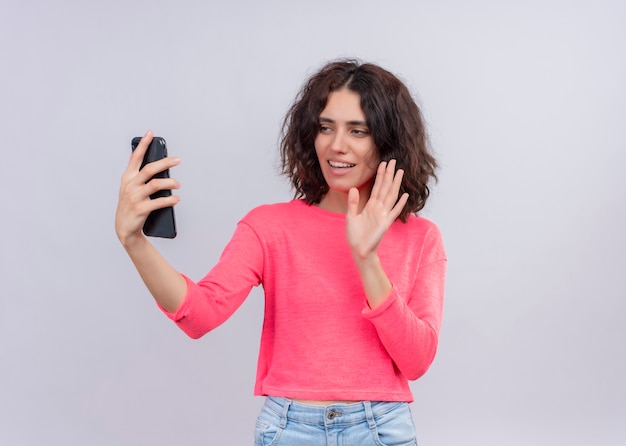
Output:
[131, 136, 177, 238]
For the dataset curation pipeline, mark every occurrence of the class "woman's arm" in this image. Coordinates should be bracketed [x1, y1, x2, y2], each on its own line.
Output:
[115, 130, 186, 313]
[362, 254, 446, 380]
[347, 160, 446, 379]
[346, 160, 408, 309]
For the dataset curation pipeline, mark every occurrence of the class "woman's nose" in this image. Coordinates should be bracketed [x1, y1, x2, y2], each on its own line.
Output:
[330, 131, 347, 153]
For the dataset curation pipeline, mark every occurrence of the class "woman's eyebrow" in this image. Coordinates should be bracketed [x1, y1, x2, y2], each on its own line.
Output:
[319, 117, 369, 126]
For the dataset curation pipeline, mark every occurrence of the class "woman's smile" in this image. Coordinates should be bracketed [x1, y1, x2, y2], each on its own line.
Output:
[315, 88, 378, 212]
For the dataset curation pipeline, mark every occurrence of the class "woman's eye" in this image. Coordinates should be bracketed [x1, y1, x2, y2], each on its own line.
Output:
[352, 128, 369, 136]
[319, 125, 332, 133]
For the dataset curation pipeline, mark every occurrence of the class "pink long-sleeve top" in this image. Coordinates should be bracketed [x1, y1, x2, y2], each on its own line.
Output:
[161, 199, 446, 402]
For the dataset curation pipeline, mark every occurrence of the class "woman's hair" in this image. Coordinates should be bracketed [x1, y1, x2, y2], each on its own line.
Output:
[280, 58, 438, 222]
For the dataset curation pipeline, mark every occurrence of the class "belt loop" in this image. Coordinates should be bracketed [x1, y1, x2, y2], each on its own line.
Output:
[279, 398, 291, 428]
[363, 401, 376, 429]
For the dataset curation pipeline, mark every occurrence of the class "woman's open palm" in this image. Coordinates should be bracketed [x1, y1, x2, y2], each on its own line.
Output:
[346, 160, 409, 260]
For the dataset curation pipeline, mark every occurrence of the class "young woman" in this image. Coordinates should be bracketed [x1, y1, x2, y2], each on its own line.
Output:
[115, 59, 446, 445]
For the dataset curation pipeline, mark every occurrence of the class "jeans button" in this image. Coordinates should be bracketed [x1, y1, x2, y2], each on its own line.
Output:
[327, 410, 341, 420]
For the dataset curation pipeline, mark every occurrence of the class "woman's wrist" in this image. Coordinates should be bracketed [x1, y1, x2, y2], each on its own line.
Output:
[118, 230, 147, 251]
[353, 253, 393, 309]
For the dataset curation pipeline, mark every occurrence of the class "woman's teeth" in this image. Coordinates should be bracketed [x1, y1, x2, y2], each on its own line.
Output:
[329, 161, 355, 168]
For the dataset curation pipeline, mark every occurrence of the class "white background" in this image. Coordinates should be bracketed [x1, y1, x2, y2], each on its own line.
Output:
[1, 0, 625, 445]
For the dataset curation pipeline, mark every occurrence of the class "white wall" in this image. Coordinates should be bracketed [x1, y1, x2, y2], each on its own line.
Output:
[1, 0, 624, 445]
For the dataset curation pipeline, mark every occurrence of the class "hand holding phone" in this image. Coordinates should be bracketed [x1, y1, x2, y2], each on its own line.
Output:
[131, 136, 177, 238]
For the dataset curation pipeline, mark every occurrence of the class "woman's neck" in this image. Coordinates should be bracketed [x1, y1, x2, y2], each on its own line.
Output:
[317, 187, 371, 215]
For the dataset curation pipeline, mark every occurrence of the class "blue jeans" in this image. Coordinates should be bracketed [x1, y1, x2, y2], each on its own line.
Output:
[254, 397, 418, 446]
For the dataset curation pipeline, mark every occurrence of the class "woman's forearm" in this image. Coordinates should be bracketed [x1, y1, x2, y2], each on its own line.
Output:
[122, 234, 187, 313]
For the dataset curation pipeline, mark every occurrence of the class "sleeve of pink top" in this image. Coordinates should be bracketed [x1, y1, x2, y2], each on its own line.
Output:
[158, 221, 264, 339]
[361, 225, 447, 381]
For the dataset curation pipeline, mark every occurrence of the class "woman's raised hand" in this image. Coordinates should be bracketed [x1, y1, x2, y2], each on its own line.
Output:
[115, 131, 181, 246]
[346, 159, 409, 261]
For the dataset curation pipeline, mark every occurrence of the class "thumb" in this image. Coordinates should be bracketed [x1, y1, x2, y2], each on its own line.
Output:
[347, 187, 360, 219]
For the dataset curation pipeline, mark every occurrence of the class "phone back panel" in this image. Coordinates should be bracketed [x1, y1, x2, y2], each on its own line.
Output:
[131, 137, 177, 238]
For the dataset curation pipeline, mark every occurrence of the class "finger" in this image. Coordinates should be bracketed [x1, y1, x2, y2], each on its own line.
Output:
[388, 192, 409, 221]
[377, 159, 397, 204]
[120, 176, 180, 215]
[383, 167, 404, 208]
[137, 156, 181, 184]
[144, 177, 181, 197]
[369, 161, 387, 200]
[131, 195, 180, 224]
[347, 187, 360, 219]
[128, 130, 154, 172]
[145, 194, 181, 212]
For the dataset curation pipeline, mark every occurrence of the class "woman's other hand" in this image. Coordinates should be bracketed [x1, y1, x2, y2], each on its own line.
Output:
[115, 130, 181, 246]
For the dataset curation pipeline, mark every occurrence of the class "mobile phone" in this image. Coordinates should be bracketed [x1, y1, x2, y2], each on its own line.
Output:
[131, 136, 177, 238]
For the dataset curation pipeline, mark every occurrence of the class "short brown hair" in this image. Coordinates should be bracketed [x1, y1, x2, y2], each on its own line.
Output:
[280, 59, 438, 221]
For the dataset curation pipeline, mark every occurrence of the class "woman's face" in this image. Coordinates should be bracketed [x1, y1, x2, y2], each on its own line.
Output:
[314, 88, 378, 200]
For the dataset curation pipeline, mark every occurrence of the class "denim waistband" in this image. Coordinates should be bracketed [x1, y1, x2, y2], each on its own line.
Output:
[264, 396, 406, 427]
